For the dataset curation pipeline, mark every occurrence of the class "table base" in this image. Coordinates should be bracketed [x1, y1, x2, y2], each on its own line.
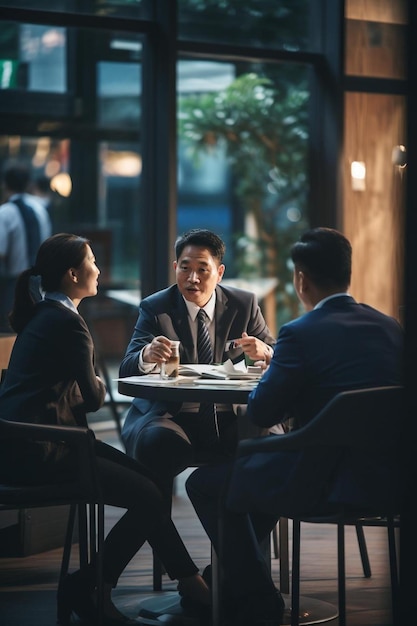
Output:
[135, 592, 338, 625]
[281, 594, 339, 624]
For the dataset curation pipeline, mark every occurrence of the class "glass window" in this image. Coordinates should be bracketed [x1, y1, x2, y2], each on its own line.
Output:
[0, 23, 143, 290]
[98, 140, 141, 287]
[97, 61, 141, 127]
[178, 0, 313, 51]
[0, 22, 66, 92]
[177, 59, 310, 325]
[0, 1, 147, 20]
[0, 135, 141, 290]
[0, 136, 71, 221]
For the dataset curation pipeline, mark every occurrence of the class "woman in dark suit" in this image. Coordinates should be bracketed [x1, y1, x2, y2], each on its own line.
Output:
[0, 233, 210, 626]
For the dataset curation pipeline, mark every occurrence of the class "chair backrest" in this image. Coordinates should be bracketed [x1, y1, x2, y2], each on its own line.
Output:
[0, 418, 102, 506]
[238, 386, 404, 456]
[232, 386, 404, 515]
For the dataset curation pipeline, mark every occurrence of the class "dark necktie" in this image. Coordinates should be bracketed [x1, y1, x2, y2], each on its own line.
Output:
[197, 309, 212, 364]
[196, 309, 218, 446]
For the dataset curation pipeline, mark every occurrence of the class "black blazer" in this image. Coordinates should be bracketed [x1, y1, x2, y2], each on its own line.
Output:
[0, 299, 105, 430]
[120, 283, 275, 456]
[227, 296, 404, 513]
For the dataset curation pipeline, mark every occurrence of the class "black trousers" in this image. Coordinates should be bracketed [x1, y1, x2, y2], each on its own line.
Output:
[185, 461, 280, 599]
[132, 410, 238, 500]
[2, 439, 199, 587]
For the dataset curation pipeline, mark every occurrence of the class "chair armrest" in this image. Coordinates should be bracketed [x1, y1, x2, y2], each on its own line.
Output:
[1, 419, 93, 443]
[0, 419, 101, 501]
[237, 429, 314, 457]
[237, 385, 403, 458]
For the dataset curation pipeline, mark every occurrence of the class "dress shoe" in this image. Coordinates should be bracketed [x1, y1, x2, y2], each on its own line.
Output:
[177, 573, 211, 607]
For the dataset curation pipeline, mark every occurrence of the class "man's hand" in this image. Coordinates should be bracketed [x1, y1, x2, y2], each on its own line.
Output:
[233, 332, 273, 364]
[143, 336, 173, 364]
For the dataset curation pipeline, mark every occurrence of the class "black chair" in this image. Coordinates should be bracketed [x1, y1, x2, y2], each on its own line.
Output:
[79, 292, 135, 444]
[95, 347, 131, 441]
[234, 386, 402, 626]
[0, 418, 105, 625]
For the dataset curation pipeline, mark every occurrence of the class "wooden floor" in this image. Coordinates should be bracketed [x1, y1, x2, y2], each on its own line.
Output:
[0, 406, 399, 625]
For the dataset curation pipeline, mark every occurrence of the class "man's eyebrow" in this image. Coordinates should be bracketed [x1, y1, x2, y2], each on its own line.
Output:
[180, 258, 210, 266]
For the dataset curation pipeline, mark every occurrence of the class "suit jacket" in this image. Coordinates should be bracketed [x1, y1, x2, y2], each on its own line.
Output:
[0, 300, 106, 468]
[226, 296, 404, 513]
[120, 283, 275, 456]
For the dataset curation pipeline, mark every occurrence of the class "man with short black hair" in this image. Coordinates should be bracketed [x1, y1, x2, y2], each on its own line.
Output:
[186, 227, 404, 626]
[120, 228, 275, 498]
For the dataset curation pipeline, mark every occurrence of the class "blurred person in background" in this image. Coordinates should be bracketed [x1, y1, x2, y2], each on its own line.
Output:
[0, 161, 52, 332]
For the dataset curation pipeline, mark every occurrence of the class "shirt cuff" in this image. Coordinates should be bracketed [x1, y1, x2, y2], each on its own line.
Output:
[265, 344, 274, 358]
[138, 346, 158, 373]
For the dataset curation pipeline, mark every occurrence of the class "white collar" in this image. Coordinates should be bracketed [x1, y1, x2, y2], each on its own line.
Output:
[314, 292, 350, 310]
[44, 291, 79, 314]
[183, 291, 216, 322]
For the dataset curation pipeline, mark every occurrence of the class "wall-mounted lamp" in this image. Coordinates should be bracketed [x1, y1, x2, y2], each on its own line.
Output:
[351, 161, 366, 191]
[392, 145, 407, 169]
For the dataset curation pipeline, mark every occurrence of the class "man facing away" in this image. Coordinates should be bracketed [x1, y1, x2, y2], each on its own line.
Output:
[119, 228, 276, 500]
[185, 227, 404, 626]
[0, 162, 52, 332]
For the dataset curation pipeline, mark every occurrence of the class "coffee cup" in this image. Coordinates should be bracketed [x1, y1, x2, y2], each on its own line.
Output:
[160, 340, 180, 379]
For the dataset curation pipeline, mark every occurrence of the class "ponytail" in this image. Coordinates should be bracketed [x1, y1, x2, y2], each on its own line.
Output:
[8, 267, 41, 333]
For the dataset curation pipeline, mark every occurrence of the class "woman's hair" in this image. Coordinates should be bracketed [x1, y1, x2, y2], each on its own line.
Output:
[9, 233, 90, 333]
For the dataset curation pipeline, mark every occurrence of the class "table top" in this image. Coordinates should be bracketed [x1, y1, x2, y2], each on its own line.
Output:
[117, 374, 257, 403]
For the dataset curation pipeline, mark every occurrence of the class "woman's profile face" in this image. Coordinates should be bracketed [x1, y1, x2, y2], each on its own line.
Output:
[72, 245, 100, 299]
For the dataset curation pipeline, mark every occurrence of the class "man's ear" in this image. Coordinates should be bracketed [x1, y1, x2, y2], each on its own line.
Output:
[297, 270, 307, 294]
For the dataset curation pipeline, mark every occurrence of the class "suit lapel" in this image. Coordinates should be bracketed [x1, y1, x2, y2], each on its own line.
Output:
[171, 290, 196, 362]
[214, 285, 236, 362]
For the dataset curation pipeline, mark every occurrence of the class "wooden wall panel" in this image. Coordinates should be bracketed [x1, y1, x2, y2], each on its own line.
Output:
[343, 92, 406, 320]
[346, 0, 407, 25]
[345, 19, 405, 79]
[0, 333, 16, 370]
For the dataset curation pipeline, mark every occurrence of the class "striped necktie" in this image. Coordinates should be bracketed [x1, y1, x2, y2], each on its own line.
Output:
[197, 309, 213, 364]
[196, 309, 218, 446]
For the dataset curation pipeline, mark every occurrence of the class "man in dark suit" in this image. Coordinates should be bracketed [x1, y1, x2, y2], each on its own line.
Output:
[119, 228, 275, 497]
[185, 227, 404, 626]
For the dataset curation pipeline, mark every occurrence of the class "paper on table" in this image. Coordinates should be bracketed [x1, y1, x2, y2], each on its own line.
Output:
[178, 364, 229, 378]
[213, 359, 263, 379]
[178, 360, 262, 380]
